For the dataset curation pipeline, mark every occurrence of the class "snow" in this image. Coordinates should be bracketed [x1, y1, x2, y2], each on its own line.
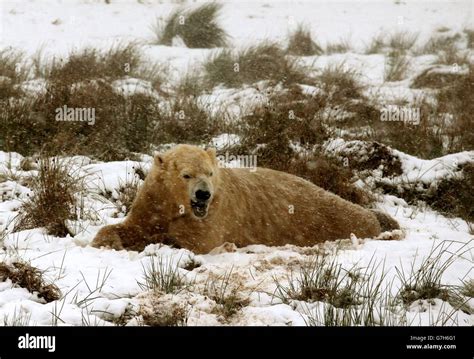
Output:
[0, 0, 473, 326]
[1, 179, 471, 326]
[325, 138, 474, 185]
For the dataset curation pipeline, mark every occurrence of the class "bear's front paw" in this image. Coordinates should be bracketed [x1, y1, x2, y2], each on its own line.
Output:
[91, 225, 125, 250]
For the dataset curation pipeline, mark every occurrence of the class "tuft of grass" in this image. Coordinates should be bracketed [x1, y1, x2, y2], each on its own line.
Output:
[48, 44, 140, 83]
[41, 43, 165, 89]
[367, 96, 452, 159]
[237, 86, 328, 161]
[14, 158, 85, 237]
[325, 37, 352, 54]
[0, 48, 28, 99]
[137, 256, 187, 294]
[412, 33, 470, 66]
[434, 64, 474, 153]
[365, 33, 386, 54]
[416, 33, 462, 55]
[396, 241, 471, 311]
[0, 261, 61, 302]
[274, 253, 362, 308]
[1, 44, 166, 160]
[333, 140, 403, 178]
[3, 308, 33, 326]
[436, 43, 470, 66]
[154, 3, 227, 48]
[464, 28, 474, 49]
[384, 50, 411, 82]
[204, 42, 308, 88]
[379, 162, 473, 223]
[286, 153, 374, 206]
[275, 254, 395, 326]
[19, 157, 38, 172]
[425, 163, 474, 222]
[318, 63, 365, 102]
[388, 31, 418, 53]
[153, 96, 223, 145]
[0, 81, 162, 161]
[287, 24, 323, 56]
[460, 279, 474, 297]
[173, 70, 208, 97]
[203, 268, 249, 320]
[140, 303, 188, 327]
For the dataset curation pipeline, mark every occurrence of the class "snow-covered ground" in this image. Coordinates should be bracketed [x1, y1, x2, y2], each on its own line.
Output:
[0, 145, 472, 326]
[0, 0, 473, 326]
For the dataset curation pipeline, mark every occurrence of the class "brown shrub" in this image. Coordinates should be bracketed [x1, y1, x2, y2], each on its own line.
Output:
[287, 24, 323, 56]
[0, 262, 61, 302]
[14, 158, 83, 237]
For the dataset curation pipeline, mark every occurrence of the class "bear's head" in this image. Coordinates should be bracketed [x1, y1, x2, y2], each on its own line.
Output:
[153, 145, 220, 220]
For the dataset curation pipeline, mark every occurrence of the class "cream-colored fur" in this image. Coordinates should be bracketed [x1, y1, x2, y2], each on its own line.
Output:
[92, 144, 399, 253]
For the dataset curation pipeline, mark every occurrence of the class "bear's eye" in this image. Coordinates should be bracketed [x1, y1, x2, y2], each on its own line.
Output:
[208, 171, 213, 177]
[182, 174, 192, 179]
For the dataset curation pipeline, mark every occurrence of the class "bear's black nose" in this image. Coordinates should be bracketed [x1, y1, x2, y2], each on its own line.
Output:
[195, 190, 211, 201]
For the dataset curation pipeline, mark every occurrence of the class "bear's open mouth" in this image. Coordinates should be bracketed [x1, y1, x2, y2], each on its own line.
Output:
[191, 200, 208, 218]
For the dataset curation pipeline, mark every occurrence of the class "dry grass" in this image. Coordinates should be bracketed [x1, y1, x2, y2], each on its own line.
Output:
[379, 163, 473, 223]
[204, 42, 309, 88]
[0, 48, 28, 99]
[464, 28, 474, 49]
[274, 253, 362, 307]
[235, 86, 373, 206]
[424, 163, 474, 222]
[374, 120, 445, 159]
[287, 24, 323, 56]
[14, 158, 84, 237]
[384, 50, 411, 82]
[460, 279, 474, 298]
[367, 97, 450, 159]
[154, 3, 227, 48]
[0, 261, 61, 303]
[48, 46, 137, 82]
[436, 44, 470, 66]
[172, 69, 208, 97]
[275, 254, 393, 326]
[325, 37, 352, 54]
[435, 64, 473, 153]
[318, 63, 365, 102]
[285, 153, 374, 206]
[412, 33, 470, 66]
[364, 33, 386, 54]
[43, 43, 165, 88]
[203, 269, 249, 320]
[0, 44, 166, 160]
[238, 86, 329, 151]
[141, 304, 188, 327]
[137, 256, 187, 294]
[153, 96, 223, 145]
[396, 240, 471, 314]
[334, 141, 403, 178]
[416, 33, 462, 55]
[388, 31, 418, 53]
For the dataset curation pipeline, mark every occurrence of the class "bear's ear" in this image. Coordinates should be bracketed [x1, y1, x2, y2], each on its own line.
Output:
[206, 147, 217, 161]
[154, 154, 165, 168]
